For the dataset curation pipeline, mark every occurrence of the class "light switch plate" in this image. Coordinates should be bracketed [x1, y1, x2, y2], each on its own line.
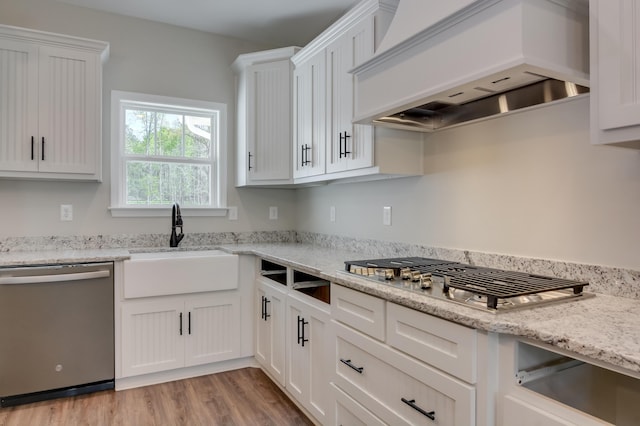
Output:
[60, 204, 73, 221]
[383, 206, 392, 226]
[269, 206, 278, 220]
[330, 206, 336, 222]
[228, 206, 238, 221]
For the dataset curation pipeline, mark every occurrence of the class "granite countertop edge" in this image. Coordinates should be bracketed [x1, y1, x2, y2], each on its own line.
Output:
[1, 242, 639, 376]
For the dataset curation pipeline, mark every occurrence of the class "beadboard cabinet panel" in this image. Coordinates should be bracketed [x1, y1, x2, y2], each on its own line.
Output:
[0, 39, 38, 173]
[0, 25, 107, 180]
[591, 0, 640, 148]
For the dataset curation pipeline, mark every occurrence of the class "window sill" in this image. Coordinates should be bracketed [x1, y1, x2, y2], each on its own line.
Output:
[109, 207, 228, 218]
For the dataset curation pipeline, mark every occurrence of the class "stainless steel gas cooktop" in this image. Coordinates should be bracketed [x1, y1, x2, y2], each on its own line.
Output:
[343, 257, 592, 313]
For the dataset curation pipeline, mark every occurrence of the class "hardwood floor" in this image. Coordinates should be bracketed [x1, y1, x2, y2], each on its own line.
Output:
[0, 368, 313, 426]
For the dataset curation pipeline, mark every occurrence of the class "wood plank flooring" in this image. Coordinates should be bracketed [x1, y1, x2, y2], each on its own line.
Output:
[0, 367, 313, 426]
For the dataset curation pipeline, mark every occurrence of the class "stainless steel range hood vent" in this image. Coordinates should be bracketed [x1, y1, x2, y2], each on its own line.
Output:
[375, 78, 589, 131]
[352, 0, 590, 133]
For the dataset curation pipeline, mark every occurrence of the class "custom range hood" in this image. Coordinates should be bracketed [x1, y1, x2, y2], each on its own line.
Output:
[351, 0, 590, 132]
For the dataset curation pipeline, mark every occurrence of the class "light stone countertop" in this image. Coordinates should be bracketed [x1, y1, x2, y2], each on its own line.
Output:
[1, 242, 639, 376]
[217, 243, 640, 376]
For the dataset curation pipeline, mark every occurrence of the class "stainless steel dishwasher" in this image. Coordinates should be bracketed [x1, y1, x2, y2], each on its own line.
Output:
[0, 262, 114, 407]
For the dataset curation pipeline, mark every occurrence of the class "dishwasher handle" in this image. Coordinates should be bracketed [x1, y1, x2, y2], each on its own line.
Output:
[0, 270, 111, 285]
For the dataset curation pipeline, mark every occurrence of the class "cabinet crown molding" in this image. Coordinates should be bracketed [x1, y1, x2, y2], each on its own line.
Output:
[292, 0, 399, 66]
[0, 24, 109, 63]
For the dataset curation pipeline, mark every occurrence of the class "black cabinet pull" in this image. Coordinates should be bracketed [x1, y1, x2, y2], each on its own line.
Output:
[188, 311, 191, 335]
[263, 297, 270, 320]
[248, 151, 253, 171]
[179, 312, 183, 336]
[41, 137, 45, 161]
[301, 144, 311, 166]
[261, 295, 265, 320]
[339, 132, 351, 158]
[297, 315, 309, 346]
[343, 132, 351, 156]
[401, 398, 435, 421]
[340, 358, 363, 374]
[31, 136, 34, 160]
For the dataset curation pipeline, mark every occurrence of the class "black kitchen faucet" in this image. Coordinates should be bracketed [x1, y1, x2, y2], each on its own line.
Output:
[169, 203, 184, 247]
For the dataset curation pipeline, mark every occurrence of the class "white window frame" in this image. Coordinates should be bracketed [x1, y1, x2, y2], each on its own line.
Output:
[109, 90, 227, 217]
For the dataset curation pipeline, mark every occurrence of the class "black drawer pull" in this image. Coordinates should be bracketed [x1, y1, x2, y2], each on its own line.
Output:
[179, 312, 183, 336]
[340, 358, 363, 374]
[401, 397, 435, 421]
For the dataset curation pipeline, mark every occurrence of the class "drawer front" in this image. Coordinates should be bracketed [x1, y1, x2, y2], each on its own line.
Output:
[331, 284, 385, 340]
[334, 321, 475, 426]
[387, 302, 477, 383]
[503, 395, 580, 426]
[331, 383, 386, 426]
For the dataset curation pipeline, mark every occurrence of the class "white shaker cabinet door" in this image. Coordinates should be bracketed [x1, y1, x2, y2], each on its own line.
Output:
[121, 299, 185, 377]
[293, 50, 326, 179]
[591, 0, 640, 147]
[184, 295, 241, 367]
[245, 60, 292, 182]
[0, 39, 39, 172]
[325, 17, 374, 174]
[595, 0, 640, 130]
[255, 280, 287, 386]
[37, 45, 99, 175]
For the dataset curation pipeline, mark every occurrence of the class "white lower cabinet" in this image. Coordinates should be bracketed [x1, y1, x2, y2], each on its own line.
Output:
[333, 320, 475, 426]
[121, 294, 240, 377]
[330, 285, 479, 426]
[286, 292, 331, 423]
[255, 278, 287, 386]
[331, 383, 386, 426]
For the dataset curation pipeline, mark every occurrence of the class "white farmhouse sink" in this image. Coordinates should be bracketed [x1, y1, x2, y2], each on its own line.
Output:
[123, 250, 239, 299]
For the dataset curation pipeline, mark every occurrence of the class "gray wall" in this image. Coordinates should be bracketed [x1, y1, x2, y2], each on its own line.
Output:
[296, 97, 640, 270]
[0, 0, 297, 237]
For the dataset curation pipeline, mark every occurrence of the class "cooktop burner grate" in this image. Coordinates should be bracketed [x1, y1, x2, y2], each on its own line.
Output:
[344, 257, 590, 311]
[446, 270, 588, 309]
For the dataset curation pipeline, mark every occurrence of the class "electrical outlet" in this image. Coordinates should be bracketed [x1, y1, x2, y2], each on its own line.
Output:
[228, 206, 238, 221]
[383, 206, 392, 226]
[269, 206, 278, 220]
[330, 206, 336, 222]
[60, 204, 73, 221]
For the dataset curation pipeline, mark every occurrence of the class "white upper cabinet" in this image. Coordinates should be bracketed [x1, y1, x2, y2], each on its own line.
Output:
[0, 25, 108, 180]
[293, 50, 326, 179]
[325, 17, 375, 174]
[590, 0, 640, 148]
[233, 47, 299, 187]
[292, 0, 423, 185]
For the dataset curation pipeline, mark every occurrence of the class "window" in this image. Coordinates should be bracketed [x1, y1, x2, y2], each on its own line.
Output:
[110, 91, 227, 217]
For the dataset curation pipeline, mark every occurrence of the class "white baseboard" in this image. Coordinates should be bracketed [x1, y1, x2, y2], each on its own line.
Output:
[115, 356, 259, 391]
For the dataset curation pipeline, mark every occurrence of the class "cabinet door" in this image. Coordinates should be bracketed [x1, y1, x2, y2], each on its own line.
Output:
[121, 299, 185, 377]
[185, 295, 241, 367]
[326, 17, 374, 174]
[293, 50, 326, 179]
[256, 280, 287, 386]
[287, 293, 330, 423]
[286, 297, 309, 404]
[246, 60, 292, 182]
[255, 285, 271, 367]
[37, 45, 99, 175]
[0, 39, 39, 172]
[595, 0, 640, 131]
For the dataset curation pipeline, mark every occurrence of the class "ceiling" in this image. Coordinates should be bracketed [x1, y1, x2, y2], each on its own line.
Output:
[57, 0, 360, 47]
